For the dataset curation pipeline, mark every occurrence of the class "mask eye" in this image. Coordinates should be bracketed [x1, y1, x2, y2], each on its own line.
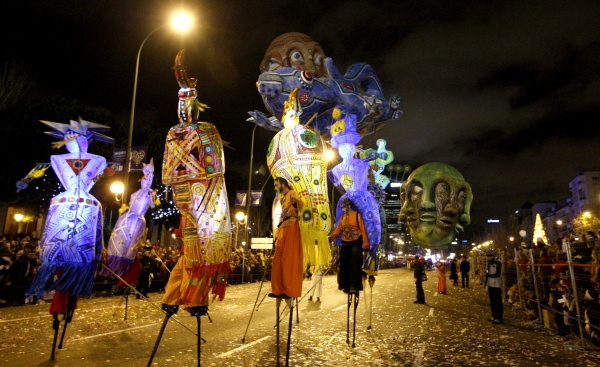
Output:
[314, 54, 324, 68]
[289, 50, 305, 66]
[267, 58, 281, 71]
[411, 184, 423, 196]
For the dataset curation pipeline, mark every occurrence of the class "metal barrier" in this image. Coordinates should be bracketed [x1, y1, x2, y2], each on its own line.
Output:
[498, 239, 599, 350]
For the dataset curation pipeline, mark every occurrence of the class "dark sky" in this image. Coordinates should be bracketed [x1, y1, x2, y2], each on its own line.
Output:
[2, 0, 600, 238]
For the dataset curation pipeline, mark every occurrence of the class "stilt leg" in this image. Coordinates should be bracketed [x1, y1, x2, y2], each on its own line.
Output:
[58, 309, 74, 349]
[367, 276, 375, 331]
[124, 293, 128, 320]
[295, 298, 299, 324]
[275, 298, 281, 367]
[346, 293, 351, 344]
[188, 306, 208, 367]
[285, 298, 294, 367]
[148, 305, 179, 367]
[50, 314, 60, 361]
[352, 293, 359, 348]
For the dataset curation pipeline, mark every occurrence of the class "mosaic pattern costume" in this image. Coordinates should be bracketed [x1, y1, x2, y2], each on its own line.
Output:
[27, 119, 114, 298]
[161, 50, 232, 308]
[100, 159, 157, 277]
[328, 112, 381, 252]
[267, 88, 332, 269]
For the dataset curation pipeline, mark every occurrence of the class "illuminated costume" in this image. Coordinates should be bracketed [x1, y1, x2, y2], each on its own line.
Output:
[270, 179, 303, 298]
[435, 261, 447, 294]
[266, 88, 331, 270]
[21, 118, 113, 361]
[328, 112, 380, 257]
[161, 50, 232, 310]
[27, 119, 113, 299]
[100, 158, 157, 277]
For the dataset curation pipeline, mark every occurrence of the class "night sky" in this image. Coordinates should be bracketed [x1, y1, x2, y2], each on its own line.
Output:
[2, 0, 600, 238]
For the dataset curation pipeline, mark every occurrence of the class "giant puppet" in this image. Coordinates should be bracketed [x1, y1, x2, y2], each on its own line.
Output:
[267, 88, 332, 269]
[149, 49, 233, 365]
[160, 49, 232, 313]
[100, 158, 157, 278]
[248, 32, 402, 136]
[22, 118, 113, 360]
[399, 162, 473, 249]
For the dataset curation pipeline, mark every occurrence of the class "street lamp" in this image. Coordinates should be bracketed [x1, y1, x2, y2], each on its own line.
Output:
[234, 212, 247, 283]
[110, 180, 124, 202]
[123, 10, 194, 202]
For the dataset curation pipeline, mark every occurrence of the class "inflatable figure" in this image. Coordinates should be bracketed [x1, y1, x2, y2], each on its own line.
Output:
[267, 88, 332, 269]
[160, 50, 232, 312]
[249, 32, 402, 136]
[328, 111, 381, 252]
[399, 162, 473, 249]
[100, 158, 157, 277]
[27, 119, 113, 298]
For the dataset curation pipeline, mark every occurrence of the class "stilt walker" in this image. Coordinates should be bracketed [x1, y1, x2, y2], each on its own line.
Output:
[19, 118, 114, 361]
[327, 111, 381, 347]
[148, 49, 233, 367]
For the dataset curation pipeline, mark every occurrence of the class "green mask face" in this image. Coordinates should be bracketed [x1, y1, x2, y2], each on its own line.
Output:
[399, 162, 473, 249]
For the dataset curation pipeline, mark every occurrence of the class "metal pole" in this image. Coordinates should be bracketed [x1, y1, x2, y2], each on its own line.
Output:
[123, 24, 167, 202]
[527, 248, 543, 322]
[564, 239, 586, 348]
[513, 248, 524, 310]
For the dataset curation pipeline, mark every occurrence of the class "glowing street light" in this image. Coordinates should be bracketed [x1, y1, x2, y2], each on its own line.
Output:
[123, 10, 194, 202]
[110, 180, 124, 202]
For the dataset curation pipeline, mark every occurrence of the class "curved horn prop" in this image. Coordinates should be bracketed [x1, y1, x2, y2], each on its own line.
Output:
[174, 49, 197, 89]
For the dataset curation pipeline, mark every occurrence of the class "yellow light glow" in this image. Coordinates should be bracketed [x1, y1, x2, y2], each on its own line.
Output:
[324, 150, 335, 161]
[235, 212, 246, 222]
[110, 181, 125, 195]
[14, 213, 24, 222]
[171, 11, 194, 32]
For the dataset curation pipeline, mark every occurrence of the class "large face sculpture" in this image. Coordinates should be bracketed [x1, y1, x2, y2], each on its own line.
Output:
[399, 162, 473, 249]
[259, 32, 327, 78]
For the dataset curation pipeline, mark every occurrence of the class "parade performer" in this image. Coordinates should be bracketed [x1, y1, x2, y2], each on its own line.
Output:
[26, 119, 113, 298]
[328, 198, 370, 293]
[100, 158, 157, 278]
[270, 177, 303, 299]
[266, 88, 331, 270]
[160, 49, 232, 312]
[22, 118, 113, 360]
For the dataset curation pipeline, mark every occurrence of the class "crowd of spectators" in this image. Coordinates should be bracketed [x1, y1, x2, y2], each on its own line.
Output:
[482, 232, 599, 347]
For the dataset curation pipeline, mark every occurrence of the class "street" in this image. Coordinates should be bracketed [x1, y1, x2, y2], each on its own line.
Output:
[0, 267, 597, 367]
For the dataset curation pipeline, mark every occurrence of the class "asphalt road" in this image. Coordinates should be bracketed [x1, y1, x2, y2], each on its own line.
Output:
[0, 268, 597, 367]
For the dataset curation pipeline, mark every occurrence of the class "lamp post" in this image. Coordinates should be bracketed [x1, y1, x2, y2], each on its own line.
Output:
[556, 220, 563, 239]
[123, 11, 193, 202]
[234, 211, 247, 283]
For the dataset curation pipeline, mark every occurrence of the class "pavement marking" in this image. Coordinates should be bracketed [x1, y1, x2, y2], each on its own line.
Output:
[332, 304, 347, 311]
[414, 344, 426, 366]
[70, 322, 161, 342]
[216, 336, 272, 358]
[428, 308, 434, 317]
[0, 314, 47, 323]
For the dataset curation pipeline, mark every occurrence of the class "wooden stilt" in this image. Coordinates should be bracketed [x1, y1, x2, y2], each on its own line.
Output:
[148, 305, 179, 367]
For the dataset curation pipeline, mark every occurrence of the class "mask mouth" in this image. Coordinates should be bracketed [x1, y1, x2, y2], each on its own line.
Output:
[420, 213, 436, 222]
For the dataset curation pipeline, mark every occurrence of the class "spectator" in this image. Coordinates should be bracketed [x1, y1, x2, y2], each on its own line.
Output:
[435, 261, 447, 294]
[460, 255, 470, 288]
[413, 255, 425, 304]
[485, 249, 503, 324]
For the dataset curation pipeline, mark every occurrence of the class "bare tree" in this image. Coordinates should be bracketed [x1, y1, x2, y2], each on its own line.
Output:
[0, 58, 33, 110]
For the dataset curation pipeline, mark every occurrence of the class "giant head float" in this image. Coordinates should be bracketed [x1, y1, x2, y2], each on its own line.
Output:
[399, 162, 473, 249]
[249, 32, 402, 137]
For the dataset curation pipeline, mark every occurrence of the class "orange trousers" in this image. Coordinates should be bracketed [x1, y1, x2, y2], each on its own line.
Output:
[271, 223, 303, 298]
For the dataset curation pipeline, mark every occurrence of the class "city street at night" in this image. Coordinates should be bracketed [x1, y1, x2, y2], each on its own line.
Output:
[1, 267, 597, 367]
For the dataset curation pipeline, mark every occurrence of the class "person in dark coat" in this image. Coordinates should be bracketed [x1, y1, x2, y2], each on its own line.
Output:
[136, 250, 153, 298]
[450, 259, 458, 286]
[460, 256, 471, 288]
[413, 255, 425, 304]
